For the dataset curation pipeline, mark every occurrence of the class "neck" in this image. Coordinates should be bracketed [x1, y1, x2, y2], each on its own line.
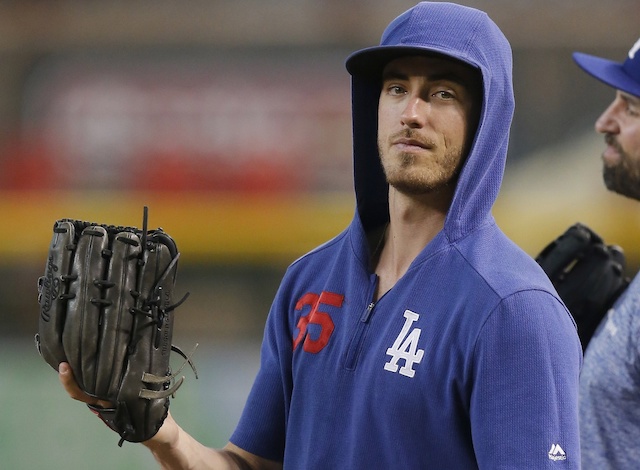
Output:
[373, 186, 453, 299]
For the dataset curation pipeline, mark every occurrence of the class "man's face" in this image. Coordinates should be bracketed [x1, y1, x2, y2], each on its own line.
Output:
[596, 90, 640, 200]
[377, 55, 481, 196]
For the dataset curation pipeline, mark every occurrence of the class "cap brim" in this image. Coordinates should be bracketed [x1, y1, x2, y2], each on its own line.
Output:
[573, 52, 640, 97]
[346, 45, 453, 79]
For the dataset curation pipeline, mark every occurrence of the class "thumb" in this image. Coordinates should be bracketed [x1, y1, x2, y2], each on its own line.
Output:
[58, 362, 89, 403]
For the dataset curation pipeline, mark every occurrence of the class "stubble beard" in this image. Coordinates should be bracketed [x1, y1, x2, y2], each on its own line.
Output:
[378, 132, 464, 195]
[602, 134, 640, 201]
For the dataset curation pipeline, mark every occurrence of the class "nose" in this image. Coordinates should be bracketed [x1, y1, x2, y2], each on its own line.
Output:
[595, 99, 621, 135]
[400, 97, 427, 128]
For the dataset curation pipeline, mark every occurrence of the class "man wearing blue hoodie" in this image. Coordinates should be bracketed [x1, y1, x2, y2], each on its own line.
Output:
[60, 2, 582, 469]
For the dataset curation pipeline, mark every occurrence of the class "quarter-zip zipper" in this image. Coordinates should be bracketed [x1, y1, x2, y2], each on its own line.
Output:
[361, 302, 376, 322]
[344, 294, 377, 371]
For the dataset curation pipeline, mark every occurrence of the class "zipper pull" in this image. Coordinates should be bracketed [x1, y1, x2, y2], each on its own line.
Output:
[360, 302, 375, 323]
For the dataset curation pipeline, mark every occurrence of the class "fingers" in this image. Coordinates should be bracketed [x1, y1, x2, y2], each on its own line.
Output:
[58, 362, 91, 403]
[59, 362, 112, 408]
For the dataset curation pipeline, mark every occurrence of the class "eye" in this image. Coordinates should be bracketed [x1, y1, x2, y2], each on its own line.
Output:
[386, 84, 407, 96]
[433, 90, 455, 100]
[620, 93, 640, 117]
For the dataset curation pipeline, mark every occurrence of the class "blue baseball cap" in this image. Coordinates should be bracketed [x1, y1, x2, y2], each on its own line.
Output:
[573, 38, 640, 98]
[345, 2, 490, 79]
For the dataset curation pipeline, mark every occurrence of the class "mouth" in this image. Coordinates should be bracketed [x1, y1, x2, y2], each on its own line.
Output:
[392, 137, 433, 152]
[602, 134, 623, 166]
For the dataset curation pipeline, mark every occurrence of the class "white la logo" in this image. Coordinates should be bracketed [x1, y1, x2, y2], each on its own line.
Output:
[384, 310, 425, 378]
[629, 38, 640, 59]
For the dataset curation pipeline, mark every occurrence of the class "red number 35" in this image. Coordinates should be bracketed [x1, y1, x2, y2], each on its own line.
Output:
[293, 291, 344, 353]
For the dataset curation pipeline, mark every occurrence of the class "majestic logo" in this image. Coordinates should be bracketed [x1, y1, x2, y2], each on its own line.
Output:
[630, 38, 640, 59]
[384, 309, 424, 378]
[293, 290, 344, 353]
[548, 443, 567, 461]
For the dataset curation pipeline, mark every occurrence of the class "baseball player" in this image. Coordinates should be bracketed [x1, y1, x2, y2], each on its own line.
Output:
[60, 2, 582, 468]
[572, 38, 640, 469]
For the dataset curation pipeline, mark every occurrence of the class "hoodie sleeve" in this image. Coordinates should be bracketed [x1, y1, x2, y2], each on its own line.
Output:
[470, 289, 582, 469]
[228, 290, 292, 463]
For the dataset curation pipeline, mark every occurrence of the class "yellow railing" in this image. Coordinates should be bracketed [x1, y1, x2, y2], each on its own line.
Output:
[3, 189, 639, 268]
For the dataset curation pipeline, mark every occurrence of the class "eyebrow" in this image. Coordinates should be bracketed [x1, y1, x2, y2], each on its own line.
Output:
[620, 91, 640, 106]
[381, 68, 471, 88]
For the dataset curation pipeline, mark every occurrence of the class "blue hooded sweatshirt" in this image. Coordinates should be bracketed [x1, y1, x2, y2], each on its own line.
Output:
[230, 3, 582, 469]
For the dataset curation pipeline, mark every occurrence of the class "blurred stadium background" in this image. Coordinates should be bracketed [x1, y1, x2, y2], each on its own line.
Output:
[1, 1, 638, 468]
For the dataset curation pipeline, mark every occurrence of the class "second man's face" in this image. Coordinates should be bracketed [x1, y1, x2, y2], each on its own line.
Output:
[596, 90, 640, 200]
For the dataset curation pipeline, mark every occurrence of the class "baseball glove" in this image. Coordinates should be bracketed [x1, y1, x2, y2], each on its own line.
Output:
[36, 207, 197, 446]
[536, 222, 630, 349]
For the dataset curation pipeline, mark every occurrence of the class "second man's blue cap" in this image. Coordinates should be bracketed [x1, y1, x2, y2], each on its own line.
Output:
[573, 38, 640, 98]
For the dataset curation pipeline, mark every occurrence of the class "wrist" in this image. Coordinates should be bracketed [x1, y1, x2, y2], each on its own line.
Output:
[144, 412, 180, 451]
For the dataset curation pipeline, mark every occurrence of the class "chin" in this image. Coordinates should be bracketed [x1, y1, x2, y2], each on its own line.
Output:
[389, 170, 459, 194]
[389, 178, 451, 195]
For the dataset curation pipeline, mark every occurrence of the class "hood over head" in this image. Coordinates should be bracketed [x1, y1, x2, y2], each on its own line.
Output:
[345, 2, 514, 241]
